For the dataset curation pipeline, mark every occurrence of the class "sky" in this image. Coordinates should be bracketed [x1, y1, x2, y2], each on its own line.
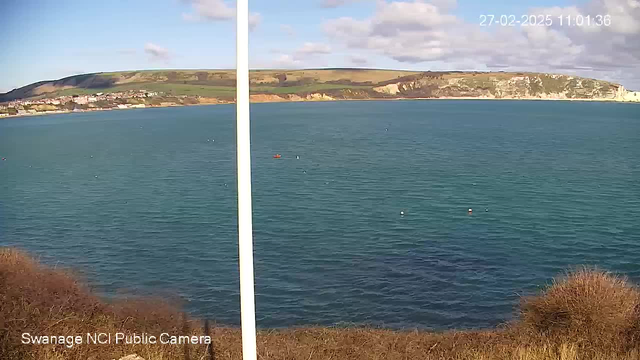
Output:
[1, 0, 639, 92]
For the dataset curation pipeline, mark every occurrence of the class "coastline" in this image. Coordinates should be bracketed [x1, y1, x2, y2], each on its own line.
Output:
[2, 95, 637, 120]
[0, 102, 201, 119]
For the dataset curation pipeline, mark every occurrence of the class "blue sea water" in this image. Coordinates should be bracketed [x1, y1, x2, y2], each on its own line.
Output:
[0, 100, 639, 330]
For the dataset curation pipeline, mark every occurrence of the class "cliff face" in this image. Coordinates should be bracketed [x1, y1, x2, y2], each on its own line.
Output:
[372, 73, 631, 101]
[620, 91, 640, 102]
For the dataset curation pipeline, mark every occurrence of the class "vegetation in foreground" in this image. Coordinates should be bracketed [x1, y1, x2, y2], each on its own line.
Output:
[1, 247, 640, 360]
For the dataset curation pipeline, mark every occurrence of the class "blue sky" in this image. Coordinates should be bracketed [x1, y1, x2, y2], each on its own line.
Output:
[1, 0, 639, 92]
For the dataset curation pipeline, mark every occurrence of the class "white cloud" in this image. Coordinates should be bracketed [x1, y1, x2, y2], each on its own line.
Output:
[281, 24, 295, 36]
[296, 42, 332, 58]
[319, 0, 457, 10]
[249, 12, 262, 31]
[324, 0, 640, 88]
[182, 0, 262, 31]
[273, 54, 303, 68]
[269, 42, 333, 68]
[183, 0, 234, 21]
[371, 0, 459, 34]
[429, 0, 457, 11]
[144, 43, 170, 61]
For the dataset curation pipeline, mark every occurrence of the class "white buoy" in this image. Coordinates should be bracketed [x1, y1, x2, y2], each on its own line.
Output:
[468, 208, 472, 213]
[296, 155, 300, 159]
[400, 211, 405, 216]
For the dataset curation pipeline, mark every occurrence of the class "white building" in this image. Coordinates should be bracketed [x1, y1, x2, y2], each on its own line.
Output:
[74, 96, 89, 105]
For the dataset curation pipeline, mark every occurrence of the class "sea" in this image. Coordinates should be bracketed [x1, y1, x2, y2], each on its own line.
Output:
[1, 100, 639, 330]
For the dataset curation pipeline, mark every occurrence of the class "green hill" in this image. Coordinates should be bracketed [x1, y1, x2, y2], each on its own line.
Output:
[0, 69, 633, 103]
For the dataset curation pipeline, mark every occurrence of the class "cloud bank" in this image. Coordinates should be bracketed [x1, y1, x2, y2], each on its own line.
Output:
[323, 0, 640, 88]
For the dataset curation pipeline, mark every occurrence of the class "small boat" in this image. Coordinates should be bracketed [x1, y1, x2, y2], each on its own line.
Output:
[273, 154, 281, 159]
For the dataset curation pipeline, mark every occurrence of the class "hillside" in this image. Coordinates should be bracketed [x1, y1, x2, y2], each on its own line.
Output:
[1, 69, 639, 104]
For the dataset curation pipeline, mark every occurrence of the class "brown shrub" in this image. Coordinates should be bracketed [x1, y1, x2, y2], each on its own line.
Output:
[3, 248, 640, 360]
[519, 267, 640, 350]
[0, 248, 209, 360]
[627, 303, 640, 346]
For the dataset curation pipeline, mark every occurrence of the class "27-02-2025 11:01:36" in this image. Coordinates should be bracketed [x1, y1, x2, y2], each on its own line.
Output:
[480, 14, 612, 27]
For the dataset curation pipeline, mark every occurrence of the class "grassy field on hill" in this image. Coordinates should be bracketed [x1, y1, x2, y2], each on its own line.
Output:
[51, 83, 239, 98]
[2, 248, 640, 360]
[0, 69, 415, 101]
[1, 68, 628, 103]
[48, 82, 372, 98]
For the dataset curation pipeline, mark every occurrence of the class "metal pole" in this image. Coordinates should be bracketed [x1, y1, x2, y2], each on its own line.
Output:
[236, 0, 257, 359]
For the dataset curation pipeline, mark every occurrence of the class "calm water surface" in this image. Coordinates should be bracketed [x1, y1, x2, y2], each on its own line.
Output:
[1, 100, 639, 329]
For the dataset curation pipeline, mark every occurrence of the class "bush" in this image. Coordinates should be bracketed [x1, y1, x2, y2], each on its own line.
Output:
[3, 248, 640, 360]
[0, 248, 208, 360]
[520, 267, 640, 350]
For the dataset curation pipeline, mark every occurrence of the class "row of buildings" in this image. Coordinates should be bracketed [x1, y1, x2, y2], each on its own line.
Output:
[0, 90, 161, 112]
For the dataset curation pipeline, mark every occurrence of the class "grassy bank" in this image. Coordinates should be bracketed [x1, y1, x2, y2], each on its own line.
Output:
[1, 248, 640, 360]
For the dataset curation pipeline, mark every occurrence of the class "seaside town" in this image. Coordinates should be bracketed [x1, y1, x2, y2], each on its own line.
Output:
[0, 90, 204, 117]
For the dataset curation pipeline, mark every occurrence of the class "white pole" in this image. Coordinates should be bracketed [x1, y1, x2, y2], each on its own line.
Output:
[236, 0, 257, 359]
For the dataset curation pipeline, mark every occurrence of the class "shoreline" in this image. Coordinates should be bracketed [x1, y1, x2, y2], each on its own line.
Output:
[2, 95, 637, 119]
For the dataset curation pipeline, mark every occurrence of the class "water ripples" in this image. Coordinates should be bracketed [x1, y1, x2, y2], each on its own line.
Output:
[1, 101, 639, 329]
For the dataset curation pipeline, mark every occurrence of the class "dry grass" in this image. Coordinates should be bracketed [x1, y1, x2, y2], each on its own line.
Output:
[2, 248, 640, 360]
[0, 248, 205, 360]
[520, 268, 640, 352]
